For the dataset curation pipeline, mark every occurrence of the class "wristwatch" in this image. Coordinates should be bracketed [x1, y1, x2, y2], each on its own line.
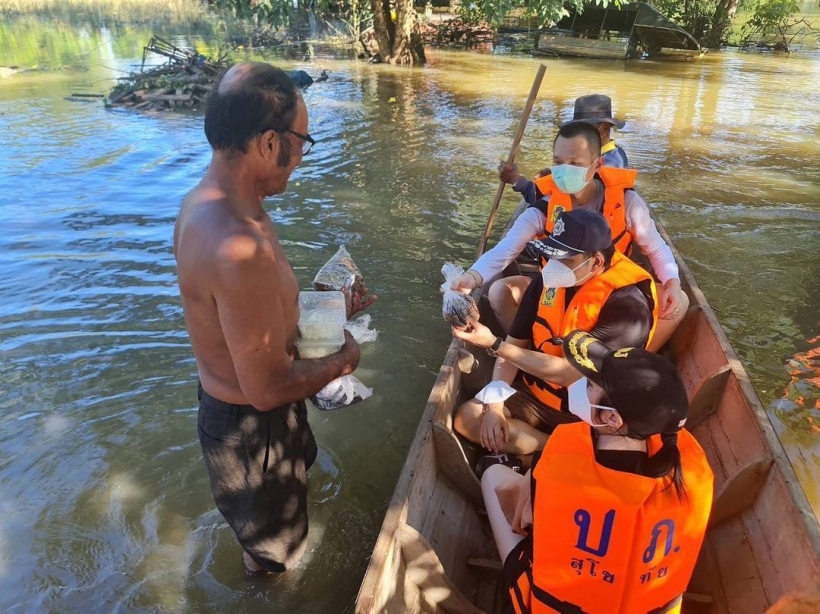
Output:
[486, 337, 503, 357]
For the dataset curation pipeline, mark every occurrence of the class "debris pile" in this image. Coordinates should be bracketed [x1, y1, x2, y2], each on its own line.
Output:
[106, 36, 229, 112]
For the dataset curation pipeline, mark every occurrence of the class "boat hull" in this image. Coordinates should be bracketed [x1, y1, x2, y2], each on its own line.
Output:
[356, 214, 820, 613]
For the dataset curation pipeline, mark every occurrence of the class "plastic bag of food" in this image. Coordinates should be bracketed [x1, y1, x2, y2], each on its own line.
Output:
[313, 245, 365, 296]
[310, 375, 373, 411]
[440, 263, 479, 328]
[344, 314, 379, 344]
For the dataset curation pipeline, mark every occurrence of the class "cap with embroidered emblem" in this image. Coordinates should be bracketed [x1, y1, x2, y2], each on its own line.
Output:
[526, 208, 613, 261]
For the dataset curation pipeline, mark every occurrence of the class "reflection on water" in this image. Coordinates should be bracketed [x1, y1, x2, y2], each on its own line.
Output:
[1, 18, 820, 611]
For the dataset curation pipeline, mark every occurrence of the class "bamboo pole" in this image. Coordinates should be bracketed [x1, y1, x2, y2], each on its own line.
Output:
[476, 63, 546, 258]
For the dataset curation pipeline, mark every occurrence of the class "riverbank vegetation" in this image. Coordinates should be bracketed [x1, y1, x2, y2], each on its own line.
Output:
[1, 0, 817, 67]
[0, 0, 212, 25]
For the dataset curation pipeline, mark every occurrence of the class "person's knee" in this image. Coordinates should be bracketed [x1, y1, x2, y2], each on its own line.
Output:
[481, 463, 514, 490]
[487, 278, 512, 314]
[678, 291, 690, 314]
[454, 401, 481, 442]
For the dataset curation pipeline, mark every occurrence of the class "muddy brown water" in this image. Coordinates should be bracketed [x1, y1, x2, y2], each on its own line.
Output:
[1, 23, 820, 612]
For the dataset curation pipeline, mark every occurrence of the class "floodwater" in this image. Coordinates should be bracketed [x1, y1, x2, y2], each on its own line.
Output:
[1, 17, 820, 613]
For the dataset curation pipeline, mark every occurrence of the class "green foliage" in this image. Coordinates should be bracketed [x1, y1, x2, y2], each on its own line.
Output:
[740, 0, 806, 43]
[208, 0, 292, 28]
[527, 0, 586, 27]
[464, 0, 514, 26]
[207, 0, 371, 36]
[455, 2, 490, 26]
[456, 0, 615, 29]
[651, 0, 716, 40]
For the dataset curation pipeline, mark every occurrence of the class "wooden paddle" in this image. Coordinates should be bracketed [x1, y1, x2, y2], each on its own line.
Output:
[476, 63, 546, 258]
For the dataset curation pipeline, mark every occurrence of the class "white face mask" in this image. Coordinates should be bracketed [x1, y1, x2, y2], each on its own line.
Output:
[541, 256, 594, 289]
[567, 377, 617, 428]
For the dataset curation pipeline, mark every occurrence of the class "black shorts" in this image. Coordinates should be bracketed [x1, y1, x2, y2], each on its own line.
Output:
[506, 379, 581, 435]
[197, 385, 318, 572]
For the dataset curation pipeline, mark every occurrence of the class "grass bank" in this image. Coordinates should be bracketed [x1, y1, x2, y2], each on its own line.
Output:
[0, 0, 211, 27]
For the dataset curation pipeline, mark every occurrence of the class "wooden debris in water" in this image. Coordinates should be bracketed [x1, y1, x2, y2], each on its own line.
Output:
[106, 36, 229, 112]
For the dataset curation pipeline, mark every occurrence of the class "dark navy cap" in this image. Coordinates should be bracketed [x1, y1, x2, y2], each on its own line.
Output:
[527, 208, 613, 261]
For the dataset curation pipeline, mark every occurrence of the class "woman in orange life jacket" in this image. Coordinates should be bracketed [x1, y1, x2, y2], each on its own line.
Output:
[481, 331, 714, 614]
[448, 120, 687, 353]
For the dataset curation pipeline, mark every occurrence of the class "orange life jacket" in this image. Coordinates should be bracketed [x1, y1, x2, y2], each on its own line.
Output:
[533, 167, 638, 256]
[522, 251, 659, 411]
[514, 422, 713, 614]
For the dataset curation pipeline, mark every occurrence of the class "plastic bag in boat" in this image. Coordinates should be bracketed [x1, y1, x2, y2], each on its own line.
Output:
[344, 314, 379, 344]
[310, 375, 373, 411]
[440, 262, 479, 329]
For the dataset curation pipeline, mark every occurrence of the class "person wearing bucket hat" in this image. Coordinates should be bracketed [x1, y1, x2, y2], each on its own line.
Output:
[449, 118, 687, 352]
[452, 208, 660, 457]
[563, 94, 628, 168]
[481, 329, 714, 614]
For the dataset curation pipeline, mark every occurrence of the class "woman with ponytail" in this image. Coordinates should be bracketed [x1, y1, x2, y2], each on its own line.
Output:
[483, 330, 713, 614]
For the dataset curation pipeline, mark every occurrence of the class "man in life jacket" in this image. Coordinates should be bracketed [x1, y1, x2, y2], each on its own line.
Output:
[480, 332, 714, 614]
[448, 121, 687, 352]
[452, 208, 659, 456]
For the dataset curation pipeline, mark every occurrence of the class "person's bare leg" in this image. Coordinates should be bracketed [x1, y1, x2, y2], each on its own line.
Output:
[648, 291, 690, 352]
[504, 418, 549, 454]
[454, 399, 549, 455]
[481, 465, 527, 562]
[488, 275, 532, 334]
[243, 551, 275, 577]
[453, 398, 487, 444]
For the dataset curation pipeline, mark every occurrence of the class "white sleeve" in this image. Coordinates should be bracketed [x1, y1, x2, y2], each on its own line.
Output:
[625, 191, 679, 285]
[471, 207, 546, 282]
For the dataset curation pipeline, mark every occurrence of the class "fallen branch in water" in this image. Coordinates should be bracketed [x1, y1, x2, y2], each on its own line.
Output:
[105, 36, 229, 112]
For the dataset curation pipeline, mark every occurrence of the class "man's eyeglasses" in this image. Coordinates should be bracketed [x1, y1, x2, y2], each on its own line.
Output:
[286, 129, 315, 155]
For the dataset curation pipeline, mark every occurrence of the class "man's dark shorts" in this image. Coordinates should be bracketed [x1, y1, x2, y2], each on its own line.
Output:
[197, 385, 318, 572]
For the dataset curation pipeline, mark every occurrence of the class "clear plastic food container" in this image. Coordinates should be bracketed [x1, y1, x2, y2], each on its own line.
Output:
[296, 337, 344, 359]
[298, 290, 346, 341]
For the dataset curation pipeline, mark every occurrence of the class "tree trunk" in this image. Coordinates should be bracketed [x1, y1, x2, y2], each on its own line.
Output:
[706, 0, 739, 47]
[372, 0, 426, 64]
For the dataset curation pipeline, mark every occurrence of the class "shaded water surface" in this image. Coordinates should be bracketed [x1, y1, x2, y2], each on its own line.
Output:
[1, 22, 820, 612]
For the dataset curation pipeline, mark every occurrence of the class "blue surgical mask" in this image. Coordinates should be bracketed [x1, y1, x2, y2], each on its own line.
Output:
[551, 163, 594, 195]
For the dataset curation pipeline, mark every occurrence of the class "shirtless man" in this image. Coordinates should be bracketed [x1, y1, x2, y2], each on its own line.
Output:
[173, 62, 369, 575]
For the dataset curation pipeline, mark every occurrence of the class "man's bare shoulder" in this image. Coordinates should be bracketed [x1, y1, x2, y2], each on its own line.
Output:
[178, 188, 270, 260]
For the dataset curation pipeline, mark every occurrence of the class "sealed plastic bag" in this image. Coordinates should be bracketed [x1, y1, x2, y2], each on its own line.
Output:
[310, 375, 373, 411]
[313, 245, 365, 296]
[344, 314, 379, 344]
[441, 263, 479, 328]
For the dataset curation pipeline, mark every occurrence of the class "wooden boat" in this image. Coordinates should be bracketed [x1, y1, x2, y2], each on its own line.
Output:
[535, 2, 702, 60]
[355, 203, 820, 613]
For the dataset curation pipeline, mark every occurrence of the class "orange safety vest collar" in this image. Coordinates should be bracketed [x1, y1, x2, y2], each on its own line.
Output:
[533, 167, 638, 256]
[520, 422, 714, 614]
[522, 251, 659, 411]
